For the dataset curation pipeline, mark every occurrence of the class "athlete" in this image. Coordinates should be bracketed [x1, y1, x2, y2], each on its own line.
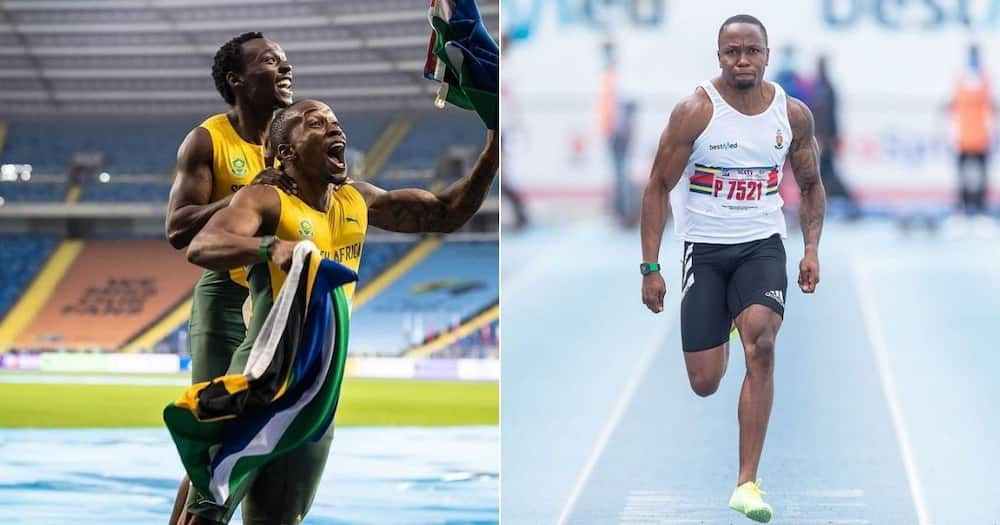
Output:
[183, 98, 498, 524]
[638, 15, 825, 523]
[164, 31, 296, 525]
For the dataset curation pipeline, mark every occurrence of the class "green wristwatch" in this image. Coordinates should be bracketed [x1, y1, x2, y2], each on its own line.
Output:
[259, 235, 278, 262]
[640, 262, 661, 276]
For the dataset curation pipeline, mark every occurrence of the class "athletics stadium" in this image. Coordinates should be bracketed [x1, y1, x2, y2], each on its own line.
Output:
[0, 1, 499, 523]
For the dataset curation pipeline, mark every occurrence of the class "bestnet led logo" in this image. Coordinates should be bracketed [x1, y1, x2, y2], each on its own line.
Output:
[709, 142, 739, 151]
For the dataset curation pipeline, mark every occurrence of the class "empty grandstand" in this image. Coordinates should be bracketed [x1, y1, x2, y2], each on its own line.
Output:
[0, 0, 500, 374]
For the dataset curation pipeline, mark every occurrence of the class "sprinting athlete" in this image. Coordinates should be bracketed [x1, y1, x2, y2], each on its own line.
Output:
[639, 14, 826, 523]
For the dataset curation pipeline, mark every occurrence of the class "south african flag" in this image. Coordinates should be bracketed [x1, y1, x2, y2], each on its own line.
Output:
[163, 242, 356, 518]
[424, 0, 498, 129]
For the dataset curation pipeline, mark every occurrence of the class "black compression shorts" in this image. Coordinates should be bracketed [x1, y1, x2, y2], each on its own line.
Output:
[679, 234, 787, 352]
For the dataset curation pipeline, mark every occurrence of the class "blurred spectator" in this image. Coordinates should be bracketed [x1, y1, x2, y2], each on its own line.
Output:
[610, 100, 639, 226]
[772, 44, 812, 105]
[501, 33, 530, 230]
[810, 55, 859, 219]
[598, 40, 640, 227]
[950, 44, 995, 219]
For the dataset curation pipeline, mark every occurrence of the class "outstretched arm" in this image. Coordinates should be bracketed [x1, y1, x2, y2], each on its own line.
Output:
[352, 131, 499, 233]
[186, 185, 294, 272]
[788, 98, 826, 293]
[640, 94, 710, 313]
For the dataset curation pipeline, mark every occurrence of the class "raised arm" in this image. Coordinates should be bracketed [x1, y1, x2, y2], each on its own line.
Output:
[186, 184, 292, 272]
[352, 130, 499, 233]
[787, 97, 826, 293]
[166, 128, 233, 249]
[640, 93, 711, 313]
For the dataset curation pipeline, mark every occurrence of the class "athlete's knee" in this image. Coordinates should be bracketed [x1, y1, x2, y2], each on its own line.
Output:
[745, 333, 775, 373]
[689, 373, 721, 397]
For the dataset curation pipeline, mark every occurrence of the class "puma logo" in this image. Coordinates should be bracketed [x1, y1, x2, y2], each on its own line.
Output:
[345, 217, 359, 224]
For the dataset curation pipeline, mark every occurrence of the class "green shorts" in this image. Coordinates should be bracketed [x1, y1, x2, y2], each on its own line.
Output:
[185, 268, 335, 524]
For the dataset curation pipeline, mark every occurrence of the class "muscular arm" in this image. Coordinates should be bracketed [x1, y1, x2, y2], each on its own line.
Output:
[186, 185, 281, 272]
[787, 98, 826, 254]
[352, 131, 499, 233]
[640, 94, 712, 262]
[165, 128, 233, 249]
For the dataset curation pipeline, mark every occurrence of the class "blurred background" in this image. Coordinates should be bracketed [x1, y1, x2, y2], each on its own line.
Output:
[501, 1, 1000, 524]
[0, 1, 499, 523]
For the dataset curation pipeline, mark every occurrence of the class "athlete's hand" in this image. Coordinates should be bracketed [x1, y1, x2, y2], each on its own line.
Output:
[270, 239, 297, 272]
[251, 168, 298, 196]
[642, 272, 667, 313]
[798, 250, 820, 293]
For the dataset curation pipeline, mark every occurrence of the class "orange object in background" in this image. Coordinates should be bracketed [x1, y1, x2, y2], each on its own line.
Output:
[952, 72, 994, 154]
[15, 240, 201, 351]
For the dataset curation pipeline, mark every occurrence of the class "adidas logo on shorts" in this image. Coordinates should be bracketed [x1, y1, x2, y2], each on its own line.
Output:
[765, 290, 784, 306]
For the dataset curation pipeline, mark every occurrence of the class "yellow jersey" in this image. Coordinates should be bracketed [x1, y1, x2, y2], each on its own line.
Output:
[198, 113, 268, 286]
[261, 185, 369, 305]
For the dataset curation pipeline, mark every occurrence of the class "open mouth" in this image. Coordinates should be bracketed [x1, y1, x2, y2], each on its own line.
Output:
[327, 142, 346, 171]
[276, 77, 293, 95]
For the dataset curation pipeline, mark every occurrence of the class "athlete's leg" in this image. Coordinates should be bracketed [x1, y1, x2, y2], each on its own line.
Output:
[241, 424, 335, 524]
[683, 342, 729, 397]
[733, 304, 782, 484]
[726, 235, 787, 485]
[679, 242, 733, 396]
[178, 275, 248, 524]
[169, 479, 189, 525]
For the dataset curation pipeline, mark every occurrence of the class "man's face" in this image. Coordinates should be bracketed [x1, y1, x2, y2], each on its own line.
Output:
[285, 101, 348, 184]
[233, 38, 293, 108]
[717, 23, 768, 90]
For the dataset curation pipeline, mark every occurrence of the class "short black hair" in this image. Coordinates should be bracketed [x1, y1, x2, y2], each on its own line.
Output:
[718, 14, 767, 47]
[267, 99, 310, 157]
[212, 31, 264, 106]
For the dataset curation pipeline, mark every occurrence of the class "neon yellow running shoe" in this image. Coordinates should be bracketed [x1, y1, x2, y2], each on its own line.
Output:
[728, 479, 773, 523]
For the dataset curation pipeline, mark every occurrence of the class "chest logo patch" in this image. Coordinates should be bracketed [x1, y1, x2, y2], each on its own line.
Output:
[231, 157, 249, 178]
[298, 218, 315, 239]
[774, 129, 784, 150]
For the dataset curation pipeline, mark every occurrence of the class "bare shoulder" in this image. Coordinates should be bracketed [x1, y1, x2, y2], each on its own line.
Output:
[177, 126, 213, 166]
[666, 87, 713, 143]
[230, 182, 280, 214]
[786, 96, 815, 135]
[348, 180, 385, 205]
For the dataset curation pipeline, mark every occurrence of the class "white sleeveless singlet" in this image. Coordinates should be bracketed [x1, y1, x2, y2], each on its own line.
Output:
[669, 80, 792, 244]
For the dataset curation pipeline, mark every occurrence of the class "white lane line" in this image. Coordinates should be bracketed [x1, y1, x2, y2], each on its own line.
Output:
[555, 313, 677, 525]
[850, 256, 930, 525]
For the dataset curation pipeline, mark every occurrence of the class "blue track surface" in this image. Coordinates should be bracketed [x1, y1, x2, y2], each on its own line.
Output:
[501, 220, 1000, 524]
[0, 426, 497, 524]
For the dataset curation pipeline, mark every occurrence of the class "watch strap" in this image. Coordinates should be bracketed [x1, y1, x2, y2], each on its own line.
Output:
[259, 235, 277, 262]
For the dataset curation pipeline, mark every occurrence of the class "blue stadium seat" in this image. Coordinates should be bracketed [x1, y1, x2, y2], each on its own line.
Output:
[81, 181, 173, 202]
[351, 240, 498, 356]
[149, 240, 417, 354]
[0, 235, 58, 318]
[0, 181, 67, 202]
[427, 318, 498, 359]
[383, 109, 484, 171]
[2, 113, 394, 177]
